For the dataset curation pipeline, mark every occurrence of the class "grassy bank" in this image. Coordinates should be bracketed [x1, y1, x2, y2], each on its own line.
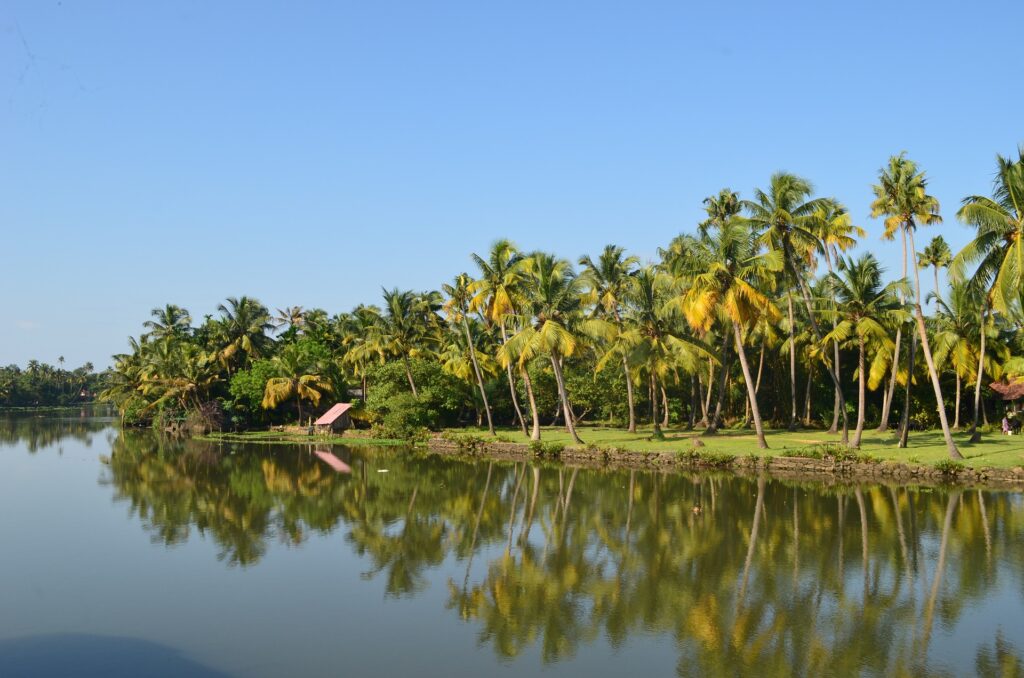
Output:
[199, 430, 406, 446]
[442, 425, 1024, 469]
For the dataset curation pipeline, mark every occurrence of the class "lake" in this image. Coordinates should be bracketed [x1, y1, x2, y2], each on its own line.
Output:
[1, 408, 1023, 677]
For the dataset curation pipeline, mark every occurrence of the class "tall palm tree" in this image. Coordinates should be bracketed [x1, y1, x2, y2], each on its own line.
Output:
[443, 273, 495, 435]
[579, 245, 640, 432]
[469, 240, 532, 435]
[810, 200, 865, 433]
[871, 153, 961, 459]
[677, 218, 782, 448]
[273, 306, 306, 335]
[261, 344, 332, 425]
[501, 253, 587, 444]
[824, 254, 907, 447]
[918, 235, 952, 310]
[952, 146, 1024, 442]
[370, 289, 439, 398]
[933, 283, 988, 430]
[337, 304, 383, 403]
[743, 172, 849, 442]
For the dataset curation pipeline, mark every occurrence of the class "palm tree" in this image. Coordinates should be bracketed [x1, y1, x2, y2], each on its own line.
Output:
[677, 218, 782, 448]
[143, 304, 192, 343]
[501, 253, 587, 444]
[216, 296, 273, 371]
[337, 304, 383, 403]
[810, 200, 865, 433]
[744, 173, 849, 442]
[273, 306, 306, 335]
[261, 344, 332, 425]
[469, 240, 533, 435]
[918, 235, 952, 310]
[933, 283, 986, 429]
[369, 289, 439, 398]
[824, 254, 907, 447]
[579, 245, 640, 432]
[871, 153, 962, 459]
[443, 273, 495, 435]
[952, 146, 1024, 442]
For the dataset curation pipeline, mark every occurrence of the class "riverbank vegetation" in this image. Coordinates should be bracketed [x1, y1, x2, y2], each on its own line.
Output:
[100, 150, 1024, 460]
[0, 360, 102, 408]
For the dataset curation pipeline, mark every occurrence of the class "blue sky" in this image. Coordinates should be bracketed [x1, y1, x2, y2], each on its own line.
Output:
[2, 1, 1022, 368]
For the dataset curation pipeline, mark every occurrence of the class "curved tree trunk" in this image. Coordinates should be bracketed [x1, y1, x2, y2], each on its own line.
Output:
[499, 324, 527, 435]
[651, 374, 662, 437]
[463, 318, 495, 435]
[733, 322, 768, 448]
[968, 304, 987, 443]
[550, 351, 582, 444]
[878, 326, 901, 431]
[660, 385, 670, 429]
[953, 373, 961, 430]
[907, 229, 961, 460]
[824, 249, 842, 434]
[706, 331, 731, 434]
[624, 358, 637, 433]
[402, 356, 418, 398]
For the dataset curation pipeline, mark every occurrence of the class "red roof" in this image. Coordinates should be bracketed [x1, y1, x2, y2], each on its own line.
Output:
[315, 403, 353, 425]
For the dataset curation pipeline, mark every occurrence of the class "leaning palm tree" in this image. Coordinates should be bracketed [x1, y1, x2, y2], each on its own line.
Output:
[952, 146, 1024, 442]
[261, 344, 332, 425]
[500, 253, 588, 444]
[871, 153, 961, 459]
[743, 172, 849, 442]
[443, 273, 495, 435]
[824, 254, 908, 447]
[469, 240, 532, 435]
[579, 244, 640, 431]
[676, 218, 782, 448]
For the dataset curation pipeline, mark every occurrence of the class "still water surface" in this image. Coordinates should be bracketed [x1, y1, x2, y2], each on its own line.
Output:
[1, 409, 1023, 677]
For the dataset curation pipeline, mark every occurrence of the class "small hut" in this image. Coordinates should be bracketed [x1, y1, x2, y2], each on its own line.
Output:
[314, 403, 353, 433]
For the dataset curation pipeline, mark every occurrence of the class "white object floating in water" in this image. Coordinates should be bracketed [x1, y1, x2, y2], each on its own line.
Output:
[377, 469, 389, 473]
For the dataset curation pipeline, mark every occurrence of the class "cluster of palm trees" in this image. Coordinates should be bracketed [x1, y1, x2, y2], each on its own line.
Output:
[102, 150, 1024, 459]
[0, 358, 99, 407]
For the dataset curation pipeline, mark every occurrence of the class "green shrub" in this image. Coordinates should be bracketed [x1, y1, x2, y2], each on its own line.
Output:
[933, 459, 965, 476]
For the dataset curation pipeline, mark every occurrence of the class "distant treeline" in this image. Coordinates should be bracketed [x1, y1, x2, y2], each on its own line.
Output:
[0, 360, 103, 408]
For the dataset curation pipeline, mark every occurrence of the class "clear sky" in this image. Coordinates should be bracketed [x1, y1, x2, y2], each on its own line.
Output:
[2, 1, 1022, 369]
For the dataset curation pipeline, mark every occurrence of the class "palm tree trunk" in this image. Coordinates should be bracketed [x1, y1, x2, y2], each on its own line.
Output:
[651, 374, 661, 437]
[853, 336, 866, 447]
[968, 304, 987, 443]
[660, 385, 669, 428]
[954, 373, 961, 430]
[550, 351, 582, 444]
[402, 356, 418, 398]
[803, 365, 814, 426]
[787, 293, 798, 431]
[785, 245, 849, 443]
[500, 324, 527, 435]
[706, 331, 731, 434]
[878, 326, 901, 431]
[745, 342, 766, 427]
[521, 365, 541, 440]
[829, 344, 842, 433]
[906, 228, 962, 460]
[700, 361, 713, 426]
[624, 357, 637, 433]
[463, 318, 495, 435]
[898, 331, 917, 448]
[733, 322, 767, 448]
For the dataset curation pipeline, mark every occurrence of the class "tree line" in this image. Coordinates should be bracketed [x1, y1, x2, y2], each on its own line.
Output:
[0, 359, 101, 408]
[100, 150, 1024, 459]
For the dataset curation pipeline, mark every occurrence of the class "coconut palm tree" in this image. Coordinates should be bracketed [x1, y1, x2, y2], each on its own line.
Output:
[337, 304, 383, 403]
[273, 306, 306, 335]
[469, 240, 532, 435]
[824, 254, 908, 447]
[443, 273, 495, 435]
[743, 173, 849, 441]
[501, 253, 587, 444]
[369, 288, 440, 398]
[215, 296, 274, 371]
[871, 153, 962, 459]
[933, 283, 985, 429]
[918, 236, 952, 310]
[143, 304, 192, 343]
[677, 218, 782, 448]
[261, 343, 332, 425]
[579, 245, 640, 432]
[810, 200, 865, 433]
[952, 146, 1024, 442]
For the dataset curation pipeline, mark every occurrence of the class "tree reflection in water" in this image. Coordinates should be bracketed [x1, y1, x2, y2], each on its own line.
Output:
[97, 429, 1024, 675]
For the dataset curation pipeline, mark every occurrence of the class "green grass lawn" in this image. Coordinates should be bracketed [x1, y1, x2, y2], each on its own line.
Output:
[445, 425, 1024, 469]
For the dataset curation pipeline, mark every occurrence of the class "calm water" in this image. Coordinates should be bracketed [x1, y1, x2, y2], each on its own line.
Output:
[1, 410, 1023, 677]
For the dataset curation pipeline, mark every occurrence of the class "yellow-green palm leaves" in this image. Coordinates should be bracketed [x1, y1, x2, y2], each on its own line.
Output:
[261, 344, 331, 424]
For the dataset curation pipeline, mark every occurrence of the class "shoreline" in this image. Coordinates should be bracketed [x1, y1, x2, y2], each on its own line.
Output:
[424, 436, 1024, 491]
